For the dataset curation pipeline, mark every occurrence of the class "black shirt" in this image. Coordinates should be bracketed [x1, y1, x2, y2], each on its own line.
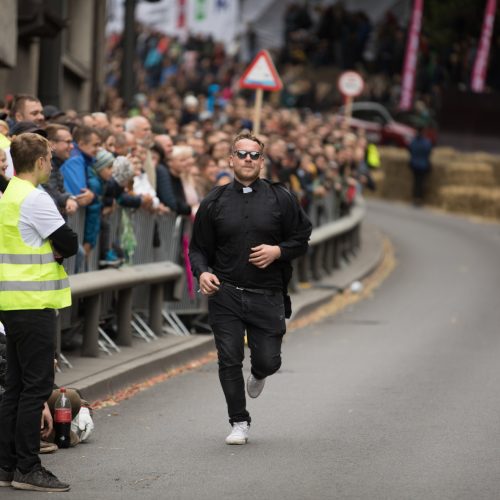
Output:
[189, 178, 312, 290]
[170, 173, 192, 216]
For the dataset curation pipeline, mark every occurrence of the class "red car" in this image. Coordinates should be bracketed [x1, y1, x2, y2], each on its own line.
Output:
[336, 102, 436, 147]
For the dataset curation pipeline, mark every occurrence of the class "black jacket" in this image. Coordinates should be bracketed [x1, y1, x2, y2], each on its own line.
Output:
[42, 156, 72, 212]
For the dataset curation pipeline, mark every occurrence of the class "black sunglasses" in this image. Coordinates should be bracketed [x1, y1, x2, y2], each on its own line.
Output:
[233, 150, 262, 160]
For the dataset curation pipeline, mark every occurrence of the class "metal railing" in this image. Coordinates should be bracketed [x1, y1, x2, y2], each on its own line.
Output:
[59, 188, 363, 363]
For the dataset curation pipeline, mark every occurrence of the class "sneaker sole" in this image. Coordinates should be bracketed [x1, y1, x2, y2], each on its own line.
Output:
[39, 447, 58, 454]
[247, 390, 263, 398]
[225, 438, 248, 445]
[12, 481, 70, 492]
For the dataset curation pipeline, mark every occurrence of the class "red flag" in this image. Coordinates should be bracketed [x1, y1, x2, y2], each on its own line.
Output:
[177, 0, 186, 28]
[471, 0, 497, 93]
[399, 0, 424, 111]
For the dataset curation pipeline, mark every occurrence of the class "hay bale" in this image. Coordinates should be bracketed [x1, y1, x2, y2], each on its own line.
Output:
[443, 161, 495, 186]
[379, 147, 412, 200]
[484, 157, 500, 183]
[376, 145, 500, 219]
[432, 147, 459, 162]
[364, 170, 385, 198]
[439, 186, 500, 219]
[461, 152, 497, 163]
[379, 146, 408, 162]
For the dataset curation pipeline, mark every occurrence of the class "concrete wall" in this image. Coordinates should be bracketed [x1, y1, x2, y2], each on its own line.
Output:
[1, 42, 40, 96]
[0, 0, 17, 68]
[0, 0, 106, 112]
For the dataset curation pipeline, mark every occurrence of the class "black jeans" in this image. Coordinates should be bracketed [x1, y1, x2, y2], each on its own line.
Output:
[0, 309, 56, 473]
[412, 169, 429, 203]
[208, 283, 286, 425]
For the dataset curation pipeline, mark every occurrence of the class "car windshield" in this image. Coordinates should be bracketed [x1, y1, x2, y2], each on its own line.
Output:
[352, 109, 388, 124]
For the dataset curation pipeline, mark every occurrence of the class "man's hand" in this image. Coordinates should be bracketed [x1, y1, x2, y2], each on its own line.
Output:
[65, 198, 78, 214]
[199, 272, 220, 296]
[249, 244, 281, 269]
[140, 194, 153, 210]
[40, 402, 53, 440]
[76, 188, 95, 207]
[83, 242, 92, 257]
[102, 205, 114, 216]
[50, 242, 63, 264]
[156, 203, 170, 215]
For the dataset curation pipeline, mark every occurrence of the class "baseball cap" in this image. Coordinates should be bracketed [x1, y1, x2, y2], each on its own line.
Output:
[9, 121, 47, 137]
[43, 104, 65, 120]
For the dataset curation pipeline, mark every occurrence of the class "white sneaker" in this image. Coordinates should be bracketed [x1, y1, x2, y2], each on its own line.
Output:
[225, 422, 249, 445]
[247, 374, 266, 398]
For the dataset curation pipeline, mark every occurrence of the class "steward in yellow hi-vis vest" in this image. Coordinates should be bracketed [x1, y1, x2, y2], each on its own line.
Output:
[366, 143, 381, 168]
[0, 176, 71, 310]
[0, 132, 76, 490]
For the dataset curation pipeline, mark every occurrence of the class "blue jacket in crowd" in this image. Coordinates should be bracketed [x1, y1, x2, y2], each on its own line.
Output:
[61, 147, 95, 195]
[408, 135, 433, 171]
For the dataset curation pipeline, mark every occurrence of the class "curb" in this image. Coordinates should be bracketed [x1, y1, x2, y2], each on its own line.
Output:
[289, 222, 385, 321]
[74, 336, 216, 402]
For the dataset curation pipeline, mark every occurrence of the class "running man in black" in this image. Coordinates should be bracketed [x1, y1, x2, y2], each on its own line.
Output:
[189, 132, 311, 444]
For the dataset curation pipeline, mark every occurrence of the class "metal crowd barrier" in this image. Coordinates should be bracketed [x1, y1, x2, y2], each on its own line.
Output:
[58, 188, 361, 362]
[293, 198, 365, 290]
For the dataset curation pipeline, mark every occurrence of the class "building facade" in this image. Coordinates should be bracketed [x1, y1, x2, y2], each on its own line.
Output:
[0, 0, 106, 112]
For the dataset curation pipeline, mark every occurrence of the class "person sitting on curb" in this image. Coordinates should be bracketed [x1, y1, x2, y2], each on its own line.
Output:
[0, 328, 94, 455]
[42, 386, 94, 447]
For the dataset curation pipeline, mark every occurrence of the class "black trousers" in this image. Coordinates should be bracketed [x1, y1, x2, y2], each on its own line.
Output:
[412, 169, 429, 203]
[208, 283, 286, 425]
[0, 309, 56, 473]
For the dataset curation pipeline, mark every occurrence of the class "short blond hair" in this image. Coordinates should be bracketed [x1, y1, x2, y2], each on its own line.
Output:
[10, 133, 50, 173]
[231, 131, 265, 152]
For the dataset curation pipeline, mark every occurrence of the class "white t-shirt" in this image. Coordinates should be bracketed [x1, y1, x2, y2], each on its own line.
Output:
[18, 187, 65, 247]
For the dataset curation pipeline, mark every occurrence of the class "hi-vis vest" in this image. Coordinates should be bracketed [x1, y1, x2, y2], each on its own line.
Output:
[366, 144, 381, 168]
[0, 176, 71, 310]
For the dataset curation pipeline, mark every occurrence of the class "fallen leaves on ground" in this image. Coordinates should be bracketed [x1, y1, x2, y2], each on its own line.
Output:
[91, 352, 218, 410]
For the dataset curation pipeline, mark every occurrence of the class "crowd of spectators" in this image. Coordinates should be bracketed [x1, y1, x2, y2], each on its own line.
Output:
[0, 92, 376, 273]
[282, 2, 500, 112]
[103, 3, 500, 126]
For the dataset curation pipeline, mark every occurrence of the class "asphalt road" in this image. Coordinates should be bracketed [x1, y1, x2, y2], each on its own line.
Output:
[9, 199, 500, 500]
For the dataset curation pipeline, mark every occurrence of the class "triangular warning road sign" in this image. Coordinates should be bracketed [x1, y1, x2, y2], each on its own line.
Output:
[239, 50, 283, 91]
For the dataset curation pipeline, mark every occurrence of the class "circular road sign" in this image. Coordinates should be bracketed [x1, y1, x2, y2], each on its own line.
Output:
[338, 71, 364, 97]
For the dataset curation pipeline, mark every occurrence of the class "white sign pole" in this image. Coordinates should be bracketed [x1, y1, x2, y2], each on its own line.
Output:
[337, 71, 364, 126]
[344, 95, 353, 120]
